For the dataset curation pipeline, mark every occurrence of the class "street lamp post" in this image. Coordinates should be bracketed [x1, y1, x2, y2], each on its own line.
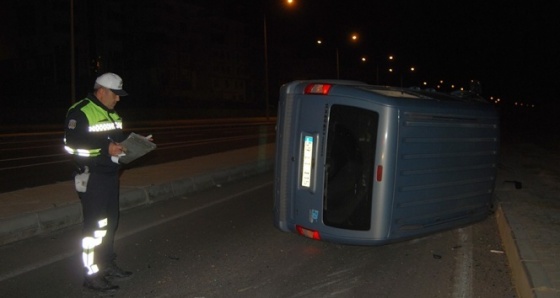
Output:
[394, 66, 416, 88]
[336, 47, 340, 79]
[70, 0, 75, 104]
[318, 33, 359, 79]
[360, 56, 381, 84]
[263, 0, 295, 120]
[263, 15, 270, 120]
[388, 55, 416, 87]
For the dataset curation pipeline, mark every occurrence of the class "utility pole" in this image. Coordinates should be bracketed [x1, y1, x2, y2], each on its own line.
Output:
[263, 15, 270, 120]
[70, 0, 76, 104]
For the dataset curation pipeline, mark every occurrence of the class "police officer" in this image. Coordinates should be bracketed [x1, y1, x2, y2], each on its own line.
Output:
[64, 72, 132, 292]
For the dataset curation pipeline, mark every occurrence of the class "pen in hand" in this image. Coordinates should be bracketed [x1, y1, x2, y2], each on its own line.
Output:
[107, 137, 124, 156]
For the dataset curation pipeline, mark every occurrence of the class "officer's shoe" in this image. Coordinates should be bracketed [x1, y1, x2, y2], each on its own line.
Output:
[103, 261, 133, 280]
[83, 274, 119, 292]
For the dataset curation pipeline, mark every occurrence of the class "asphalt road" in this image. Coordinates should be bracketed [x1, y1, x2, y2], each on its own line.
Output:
[0, 173, 516, 297]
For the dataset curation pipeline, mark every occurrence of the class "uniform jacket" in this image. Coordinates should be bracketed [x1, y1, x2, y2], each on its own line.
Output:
[64, 93, 126, 174]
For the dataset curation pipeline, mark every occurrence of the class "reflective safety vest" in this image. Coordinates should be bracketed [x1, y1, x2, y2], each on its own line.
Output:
[64, 95, 124, 171]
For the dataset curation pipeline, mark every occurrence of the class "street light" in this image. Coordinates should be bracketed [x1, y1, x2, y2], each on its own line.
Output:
[318, 33, 359, 79]
[360, 55, 384, 84]
[387, 55, 416, 87]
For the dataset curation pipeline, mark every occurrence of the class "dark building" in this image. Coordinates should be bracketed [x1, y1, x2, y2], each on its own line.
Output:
[0, 0, 261, 124]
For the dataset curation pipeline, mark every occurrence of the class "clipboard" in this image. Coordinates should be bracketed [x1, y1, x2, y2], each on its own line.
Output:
[118, 132, 157, 164]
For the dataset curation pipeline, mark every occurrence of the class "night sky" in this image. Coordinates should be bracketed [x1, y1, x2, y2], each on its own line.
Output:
[1, 0, 558, 125]
[210, 0, 559, 108]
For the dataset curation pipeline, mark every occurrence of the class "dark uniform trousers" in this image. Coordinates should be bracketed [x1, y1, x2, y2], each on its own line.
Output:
[79, 171, 120, 274]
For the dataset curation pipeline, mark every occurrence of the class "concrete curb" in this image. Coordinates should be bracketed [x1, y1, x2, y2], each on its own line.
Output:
[496, 202, 560, 298]
[0, 159, 274, 246]
[496, 203, 533, 298]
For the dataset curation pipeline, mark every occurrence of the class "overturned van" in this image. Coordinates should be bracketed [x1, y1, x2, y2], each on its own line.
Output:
[273, 80, 500, 245]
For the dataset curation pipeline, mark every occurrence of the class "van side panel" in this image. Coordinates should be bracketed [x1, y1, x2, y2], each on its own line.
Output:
[391, 107, 499, 237]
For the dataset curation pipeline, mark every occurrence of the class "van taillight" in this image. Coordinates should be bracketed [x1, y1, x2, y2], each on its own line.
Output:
[304, 83, 332, 95]
[296, 225, 321, 240]
[377, 165, 383, 182]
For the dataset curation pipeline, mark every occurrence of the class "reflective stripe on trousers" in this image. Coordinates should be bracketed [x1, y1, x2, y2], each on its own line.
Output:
[82, 218, 108, 275]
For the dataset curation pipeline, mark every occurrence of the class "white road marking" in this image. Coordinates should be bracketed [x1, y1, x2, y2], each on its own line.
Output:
[452, 226, 474, 298]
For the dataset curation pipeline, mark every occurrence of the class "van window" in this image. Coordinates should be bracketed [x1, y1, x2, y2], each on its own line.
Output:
[323, 105, 379, 230]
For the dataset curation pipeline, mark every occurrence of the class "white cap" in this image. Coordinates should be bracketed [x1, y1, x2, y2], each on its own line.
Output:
[95, 73, 128, 96]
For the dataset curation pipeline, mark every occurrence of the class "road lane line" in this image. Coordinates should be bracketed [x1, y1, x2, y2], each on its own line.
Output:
[452, 226, 474, 298]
